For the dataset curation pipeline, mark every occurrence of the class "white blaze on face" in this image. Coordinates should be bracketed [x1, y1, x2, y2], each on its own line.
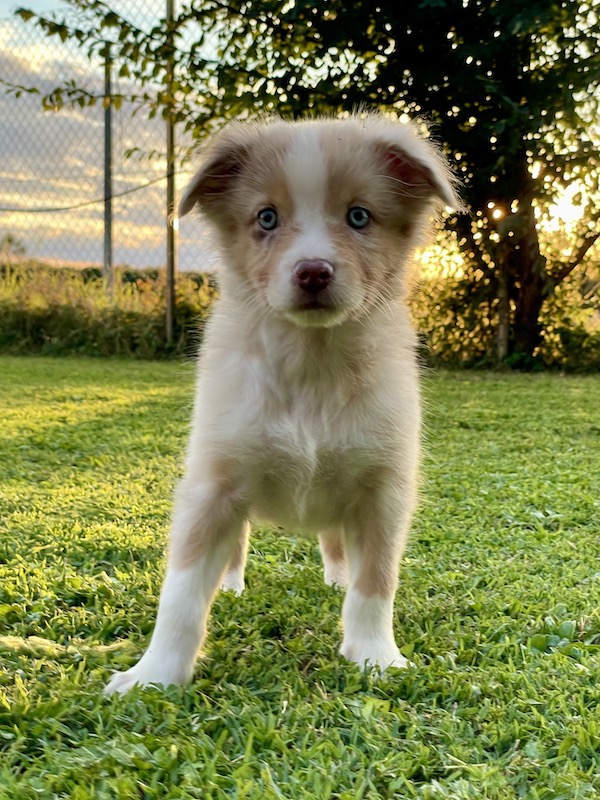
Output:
[262, 124, 368, 328]
[281, 128, 337, 266]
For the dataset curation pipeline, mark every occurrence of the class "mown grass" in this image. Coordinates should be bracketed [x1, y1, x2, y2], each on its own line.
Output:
[1, 356, 599, 799]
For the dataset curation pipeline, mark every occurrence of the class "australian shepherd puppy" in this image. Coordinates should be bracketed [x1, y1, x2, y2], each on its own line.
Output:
[105, 113, 460, 694]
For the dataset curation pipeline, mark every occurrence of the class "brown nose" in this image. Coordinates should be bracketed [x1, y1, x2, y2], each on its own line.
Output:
[293, 260, 335, 293]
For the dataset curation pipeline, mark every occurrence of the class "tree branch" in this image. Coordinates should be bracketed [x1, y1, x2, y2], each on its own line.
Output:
[551, 231, 600, 285]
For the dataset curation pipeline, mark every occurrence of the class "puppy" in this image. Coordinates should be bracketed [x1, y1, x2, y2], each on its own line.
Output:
[105, 113, 460, 694]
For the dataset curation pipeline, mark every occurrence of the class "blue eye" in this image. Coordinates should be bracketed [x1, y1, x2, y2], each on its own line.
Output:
[257, 207, 279, 231]
[347, 206, 371, 229]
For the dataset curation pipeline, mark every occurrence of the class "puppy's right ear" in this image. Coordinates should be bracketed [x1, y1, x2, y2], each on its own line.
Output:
[178, 133, 248, 217]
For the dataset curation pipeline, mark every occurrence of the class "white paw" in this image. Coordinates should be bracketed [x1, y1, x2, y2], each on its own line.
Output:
[104, 653, 194, 695]
[323, 562, 348, 589]
[221, 568, 245, 596]
[340, 638, 410, 671]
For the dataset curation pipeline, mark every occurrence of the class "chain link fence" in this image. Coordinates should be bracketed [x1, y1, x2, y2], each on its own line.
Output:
[0, 0, 213, 272]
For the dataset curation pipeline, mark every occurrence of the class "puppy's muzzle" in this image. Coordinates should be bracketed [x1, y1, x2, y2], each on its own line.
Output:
[293, 260, 335, 295]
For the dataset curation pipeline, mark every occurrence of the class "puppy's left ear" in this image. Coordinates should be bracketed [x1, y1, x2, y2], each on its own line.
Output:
[179, 128, 249, 218]
[378, 135, 464, 211]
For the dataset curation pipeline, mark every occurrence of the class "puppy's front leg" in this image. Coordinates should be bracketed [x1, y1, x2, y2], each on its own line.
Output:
[105, 477, 247, 695]
[340, 501, 413, 671]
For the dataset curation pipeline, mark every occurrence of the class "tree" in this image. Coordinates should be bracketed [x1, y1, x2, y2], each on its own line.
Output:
[14, 0, 600, 367]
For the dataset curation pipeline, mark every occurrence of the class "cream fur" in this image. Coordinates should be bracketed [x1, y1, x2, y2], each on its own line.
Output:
[105, 113, 459, 695]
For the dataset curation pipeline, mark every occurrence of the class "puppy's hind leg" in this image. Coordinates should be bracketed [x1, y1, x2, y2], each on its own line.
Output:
[105, 475, 247, 695]
[318, 528, 348, 588]
[221, 520, 250, 595]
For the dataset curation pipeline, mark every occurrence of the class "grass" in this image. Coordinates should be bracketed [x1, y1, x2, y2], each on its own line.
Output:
[1, 356, 599, 799]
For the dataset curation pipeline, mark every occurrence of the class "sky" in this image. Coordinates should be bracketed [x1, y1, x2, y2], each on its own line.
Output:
[0, 0, 217, 271]
[0, 1, 587, 271]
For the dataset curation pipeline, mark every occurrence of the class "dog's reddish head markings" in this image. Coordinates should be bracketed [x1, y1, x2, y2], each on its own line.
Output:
[179, 114, 461, 329]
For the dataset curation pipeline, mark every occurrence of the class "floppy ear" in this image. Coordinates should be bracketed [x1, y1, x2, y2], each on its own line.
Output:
[379, 141, 463, 211]
[178, 134, 249, 218]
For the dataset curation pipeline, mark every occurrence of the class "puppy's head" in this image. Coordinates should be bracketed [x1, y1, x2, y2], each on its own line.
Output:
[180, 114, 461, 328]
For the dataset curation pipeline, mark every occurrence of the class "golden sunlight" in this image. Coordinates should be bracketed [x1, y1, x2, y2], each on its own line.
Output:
[547, 184, 587, 230]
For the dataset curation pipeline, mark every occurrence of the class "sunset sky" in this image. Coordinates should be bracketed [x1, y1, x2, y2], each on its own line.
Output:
[0, 1, 587, 272]
[0, 0, 215, 271]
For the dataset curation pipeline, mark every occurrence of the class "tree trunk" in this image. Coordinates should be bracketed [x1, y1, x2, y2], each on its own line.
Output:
[512, 273, 545, 366]
[506, 201, 549, 368]
[496, 266, 509, 363]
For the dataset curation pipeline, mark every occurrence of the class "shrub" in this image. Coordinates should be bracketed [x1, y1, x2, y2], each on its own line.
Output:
[407, 241, 599, 372]
[1, 257, 597, 370]
[538, 276, 600, 372]
[0, 263, 216, 359]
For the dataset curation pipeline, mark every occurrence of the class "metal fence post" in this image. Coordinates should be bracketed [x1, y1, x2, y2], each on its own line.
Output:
[3, 8, 197, 275]
[165, 0, 177, 345]
[103, 42, 113, 297]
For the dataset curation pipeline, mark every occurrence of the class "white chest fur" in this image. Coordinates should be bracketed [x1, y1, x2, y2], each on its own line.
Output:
[187, 305, 421, 533]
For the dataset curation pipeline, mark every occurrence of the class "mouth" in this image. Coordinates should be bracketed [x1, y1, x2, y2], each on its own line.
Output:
[284, 301, 347, 328]
[297, 298, 331, 311]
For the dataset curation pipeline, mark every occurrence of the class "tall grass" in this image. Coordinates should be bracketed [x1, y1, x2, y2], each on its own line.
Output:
[1, 260, 598, 369]
[0, 263, 216, 359]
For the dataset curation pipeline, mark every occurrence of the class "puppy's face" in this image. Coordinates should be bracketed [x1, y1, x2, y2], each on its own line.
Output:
[180, 116, 460, 328]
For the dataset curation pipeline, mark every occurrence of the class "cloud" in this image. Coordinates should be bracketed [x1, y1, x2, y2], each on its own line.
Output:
[0, 5, 216, 270]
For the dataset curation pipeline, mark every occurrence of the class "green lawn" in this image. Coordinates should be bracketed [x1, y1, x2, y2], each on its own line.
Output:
[1, 356, 599, 799]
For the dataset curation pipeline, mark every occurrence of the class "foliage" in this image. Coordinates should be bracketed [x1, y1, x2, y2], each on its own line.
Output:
[0, 233, 26, 261]
[1, 357, 600, 796]
[0, 263, 216, 359]
[408, 231, 600, 370]
[11, 0, 600, 367]
[1, 259, 597, 369]
[538, 270, 600, 372]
